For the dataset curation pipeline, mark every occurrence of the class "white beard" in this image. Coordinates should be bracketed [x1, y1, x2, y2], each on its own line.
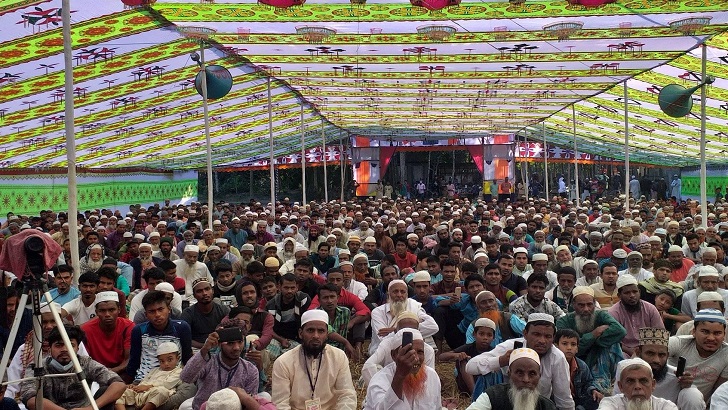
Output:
[182, 262, 197, 278]
[389, 299, 408, 320]
[575, 314, 596, 334]
[559, 260, 573, 267]
[83, 258, 102, 272]
[508, 386, 540, 410]
[626, 397, 653, 410]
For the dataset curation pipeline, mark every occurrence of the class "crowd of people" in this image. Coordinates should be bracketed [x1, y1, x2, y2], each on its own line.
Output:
[2, 190, 728, 410]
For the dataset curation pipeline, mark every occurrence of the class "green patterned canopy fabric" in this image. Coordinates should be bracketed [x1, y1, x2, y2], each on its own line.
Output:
[0, 0, 726, 170]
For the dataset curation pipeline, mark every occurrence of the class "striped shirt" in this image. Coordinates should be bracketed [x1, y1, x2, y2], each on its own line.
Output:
[127, 319, 193, 381]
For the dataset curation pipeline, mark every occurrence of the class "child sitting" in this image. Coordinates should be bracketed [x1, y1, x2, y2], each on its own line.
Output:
[554, 329, 602, 410]
[116, 342, 182, 410]
[439, 317, 495, 400]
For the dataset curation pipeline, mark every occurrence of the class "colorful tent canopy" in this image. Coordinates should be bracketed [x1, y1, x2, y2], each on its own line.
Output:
[0, 0, 726, 170]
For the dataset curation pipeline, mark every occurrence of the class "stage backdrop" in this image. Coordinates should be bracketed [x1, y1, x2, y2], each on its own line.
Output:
[0, 170, 198, 215]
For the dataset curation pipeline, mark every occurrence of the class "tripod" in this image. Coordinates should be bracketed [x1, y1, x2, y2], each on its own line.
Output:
[0, 235, 98, 410]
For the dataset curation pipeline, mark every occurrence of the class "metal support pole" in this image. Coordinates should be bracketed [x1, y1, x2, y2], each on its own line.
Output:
[700, 44, 708, 227]
[340, 133, 345, 202]
[267, 76, 275, 214]
[62, 0, 80, 282]
[572, 105, 580, 206]
[543, 121, 549, 200]
[524, 129, 529, 199]
[200, 43, 214, 229]
[322, 119, 328, 202]
[301, 104, 306, 205]
[624, 81, 630, 214]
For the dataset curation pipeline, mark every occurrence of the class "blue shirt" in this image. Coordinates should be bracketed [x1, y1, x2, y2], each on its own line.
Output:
[44, 286, 81, 306]
[433, 294, 479, 333]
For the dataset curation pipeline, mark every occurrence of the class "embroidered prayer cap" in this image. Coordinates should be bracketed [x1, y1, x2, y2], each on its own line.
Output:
[192, 277, 211, 290]
[654, 228, 667, 236]
[206, 389, 242, 410]
[532, 253, 548, 262]
[94, 291, 119, 305]
[241, 244, 254, 252]
[638, 327, 670, 347]
[527, 312, 555, 325]
[301, 309, 329, 327]
[155, 282, 175, 294]
[156, 341, 180, 356]
[648, 236, 661, 243]
[411, 271, 431, 283]
[697, 291, 723, 304]
[393, 311, 420, 327]
[474, 318, 496, 331]
[699, 265, 720, 277]
[572, 286, 595, 298]
[509, 348, 540, 367]
[184, 244, 200, 253]
[694, 308, 726, 325]
[589, 231, 603, 238]
[616, 275, 638, 290]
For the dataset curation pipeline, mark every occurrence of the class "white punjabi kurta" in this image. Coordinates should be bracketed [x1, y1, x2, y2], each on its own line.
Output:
[598, 394, 678, 410]
[369, 299, 438, 355]
[364, 362, 441, 410]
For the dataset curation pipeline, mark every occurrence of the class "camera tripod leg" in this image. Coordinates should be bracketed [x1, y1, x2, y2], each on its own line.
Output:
[0, 292, 29, 381]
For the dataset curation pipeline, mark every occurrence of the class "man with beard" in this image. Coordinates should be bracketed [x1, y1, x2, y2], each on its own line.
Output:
[364, 329, 441, 409]
[272, 310, 357, 410]
[545, 267, 577, 312]
[464, 290, 525, 348]
[576, 259, 601, 286]
[81, 291, 134, 375]
[556, 286, 626, 393]
[224, 217, 248, 250]
[619, 252, 654, 282]
[153, 237, 178, 261]
[576, 231, 604, 260]
[20, 325, 126, 410]
[121, 238, 142, 263]
[181, 278, 230, 348]
[173, 245, 214, 304]
[599, 358, 677, 410]
[608, 275, 664, 357]
[232, 243, 256, 277]
[131, 243, 163, 290]
[369, 279, 438, 356]
[340, 261, 368, 301]
[681, 266, 728, 318]
[61, 272, 100, 325]
[508, 274, 565, 322]
[80, 243, 106, 273]
[304, 224, 326, 253]
[179, 326, 258, 410]
[596, 229, 631, 261]
[668, 309, 728, 400]
[612, 328, 705, 410]
[527, 230, 547, 258]
[466, 348, 557, 410]
[667, 244, 694, 282]
[465, 313, 575, 410]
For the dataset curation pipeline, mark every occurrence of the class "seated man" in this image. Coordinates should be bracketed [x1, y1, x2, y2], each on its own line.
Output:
[466, 348, 557, 410]
[265, 273, 311, 359]
[20, 325, 126, 410]
[608, 275, 664, 357]
[272, 310, 357, 410]
[599, 358, 677, 410]
[613, 327, 705, 410]
[179, 327, 258, 410]
[508, 274, 566, 322]
[433, 274, 486, 351]
[556, 286, 626, 393]
[464, 290, 525, 348]
[81, 291, 135, 376]
[61, 272, 100, 325]
[130, 268, 183, 322]
[639, 259, 684, 306]
[465, 313, 575, 410]
[180, 278, 230, 349]
[364, 329, 441, 410]
[675, 291, 724, 336]
[681, 266, 728, 318]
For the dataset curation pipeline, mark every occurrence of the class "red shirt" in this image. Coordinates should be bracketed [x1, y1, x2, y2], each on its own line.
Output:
[393, 252, 417, 271]
[309, 288, 371, 316]
[169, 277, 186, 292]
[81, 316, 134, 368]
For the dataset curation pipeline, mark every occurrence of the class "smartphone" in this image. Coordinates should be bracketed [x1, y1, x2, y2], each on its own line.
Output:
[454, 287, 462, 297]
[676, 357, 686, 377]
[217, 327, 243, 343]
[402, 331, 413, 347]
[513, 341, 523, 349]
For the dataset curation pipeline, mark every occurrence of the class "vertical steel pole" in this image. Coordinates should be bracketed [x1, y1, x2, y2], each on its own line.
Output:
[700, 44, 708, 227]
[322, 119, 328, 202]
[200, 43, 214, 229]
[267, 76, 275, 214]
[572, 105, 580, 206]
[543, 121, 549, 200]
[301, 104, 306, 205]
[624, 81, 630, 214]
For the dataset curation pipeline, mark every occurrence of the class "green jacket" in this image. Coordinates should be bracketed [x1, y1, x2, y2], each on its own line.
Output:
[556, 309, 626, 363]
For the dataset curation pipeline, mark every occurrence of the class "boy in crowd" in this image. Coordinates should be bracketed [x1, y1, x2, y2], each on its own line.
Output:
[554, 329, 602, 410]
[116, 342, 182, 410]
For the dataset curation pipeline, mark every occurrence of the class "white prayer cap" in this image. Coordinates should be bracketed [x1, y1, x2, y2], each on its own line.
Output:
[123, 232, 133, 238]
[149, 232, 160, 238]
[364, 236, 377, 244]
[40, 302, 61, 314]
[134, 234, 145, 241]
[139, 243, 152, 250]
[541, 244, 554, 252]
[215, 238, 229, 245]
[393, 328, 423, 342]
[241, 244, 254, 252]
[184, 245, 199, 253]
[155, 282, 175, 294]
[213, 220, 222, 225]
[699, 266, 720, 278]
[206, 389, 242, 410]
[411, 271, 431, 283]
[617, 358, 652, 377]
[388, 279, 407, 291]
[474, 318, 496, 331]
[156, 341, 180, 356]
[527, 313, 554, 324]
[509, 348, 540, 367]
[513, 247, 528, 255]
[572, 286, 595, 298]
[206, 245, 220, 252]
[353, 253, 368, 263]
[616, 275, 638, 290]
[301, 310, 329, 327]
[612, 249, 628, 259]
[583, 259, 598, 266]
[407, 233, 419, 240]
[555, 245, 570, 254]
[470, 236, 482, 244]
[627, 251, 642, 259]
[294, 244, 308, 253]
[338, 249, 351, 256]
[667, 245, 683, 253]
[697, 291, 723, 303]
[94, 291, 119, 305]
[532, 253, 548, 262]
